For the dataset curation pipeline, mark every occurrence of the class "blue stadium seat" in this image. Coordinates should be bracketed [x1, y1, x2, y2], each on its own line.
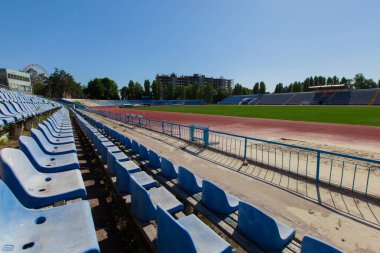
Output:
[33, 128, 75, 145]
[201, 180, 239, 215]
[121, 135, 132, 149]
[131, 140, 140, 154]
[178, 166, 203, 195]
[139, 144, 150, 161]
[19, 136, 80, 173]
[0, 103, 23, 121]
[156, 204, 232, 253]
[31, 129, 77, 155]
[106, 149, 129, 176]
[51, 114, 71, 127]
[99, 141, 117, 165]
[38, 123, 73, 138]
[115, 160, 156, 193]
[0, 115, 15, 125]
[130, 176, 184, 221]
[301, 236, 343, 253]
[0, 148, 86, 208]
[46, 118, 72, 131]
[148, 150, 161, 169]
[160, 157, 179, 179]
[237, 201, 295, 251]
[0, 180, 100, 253]
[3, 102, 29, 118]
[7, 102, 33, 117]
[41, 121, 73, 136]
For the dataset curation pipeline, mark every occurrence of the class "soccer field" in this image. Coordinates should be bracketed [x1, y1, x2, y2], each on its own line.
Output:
[132, 105, 380, 127]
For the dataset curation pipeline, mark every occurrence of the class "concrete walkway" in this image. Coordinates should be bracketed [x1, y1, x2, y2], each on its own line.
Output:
[84, 111, 380, 253]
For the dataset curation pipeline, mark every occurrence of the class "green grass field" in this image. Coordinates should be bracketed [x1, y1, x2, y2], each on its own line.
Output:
[133, 105, 380, 127]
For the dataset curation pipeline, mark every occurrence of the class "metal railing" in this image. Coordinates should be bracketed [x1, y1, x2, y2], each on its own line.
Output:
[87, 109, 380, 199]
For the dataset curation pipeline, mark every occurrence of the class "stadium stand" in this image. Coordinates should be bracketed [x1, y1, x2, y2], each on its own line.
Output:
[219, 95, 258, 105]
[220, 88, 380, 105]
[0, 88, 59, 128]
[348, 89, 378, 105]
[0, 107, 99, 252]
[74, 108, 343, 252]
[285, 92, 316, 105]
[255, 93, 294, 105]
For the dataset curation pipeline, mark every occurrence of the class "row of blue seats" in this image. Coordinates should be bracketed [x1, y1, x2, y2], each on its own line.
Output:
[220, 89, 380, 105]
[75, 109, 343, 253]
[0, 108, 100, 252]
[0, 87, 51, 103]
[74, 110, 234, 253]
[0, 88, 59, 127]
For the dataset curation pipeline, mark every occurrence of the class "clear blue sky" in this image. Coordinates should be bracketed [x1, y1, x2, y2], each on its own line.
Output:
[1, 0, 379, 91]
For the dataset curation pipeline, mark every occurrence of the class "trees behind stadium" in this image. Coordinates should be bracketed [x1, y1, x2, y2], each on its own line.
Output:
[273, 73, 379, 93]
[31, 69, 380, 100]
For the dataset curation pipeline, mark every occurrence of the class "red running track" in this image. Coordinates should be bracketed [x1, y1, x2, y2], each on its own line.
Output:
[95, 107, 380, 153]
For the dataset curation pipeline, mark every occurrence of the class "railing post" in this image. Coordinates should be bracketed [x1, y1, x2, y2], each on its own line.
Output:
[204, 128, 209, 147]
[316, 151, 321, 184]
[178, 125, 181, 139]
[243, 137, 248, 165]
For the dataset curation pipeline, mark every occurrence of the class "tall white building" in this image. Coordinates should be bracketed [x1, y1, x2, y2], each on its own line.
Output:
[0, 68, 32, 93]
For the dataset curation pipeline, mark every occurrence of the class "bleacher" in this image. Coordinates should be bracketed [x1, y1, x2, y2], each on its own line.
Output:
[74, 108, 344, 253]
[0, 88, 59, 127]
[286, 92, 316, 105]
[0, 107, 100, 252]
[220, 88, 380, 106]
[256, 93, 294, 105]
[348, 89, 377, 105]
[219, 95, 259, 105]
[375, 94, 380, 105]
[323, 91, 349, 105]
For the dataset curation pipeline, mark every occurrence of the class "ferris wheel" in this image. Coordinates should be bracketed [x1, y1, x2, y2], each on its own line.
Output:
[23, 63, 48, 76]
[22, 64, 50, 96]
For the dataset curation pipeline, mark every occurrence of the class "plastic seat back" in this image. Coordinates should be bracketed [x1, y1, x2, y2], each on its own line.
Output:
[0, 149, 40, 206]
[139, 144, 149, 161]
[121, 135, 132, 148]
[19, 136, 49, 165]
[160, 157, 178, 179]
[131, 140, 140, 154]
[31, 128, 54, 146]
[238, 201, 295, 251]
[0, 179, 25, 213]
[201, 180, 236, 214]
[178, 166, 202, 195]
[301, 236, 342, 253]
[148, 150, 161, 168]
[156, 204, 197, 253]
[130, 176, 156, 221]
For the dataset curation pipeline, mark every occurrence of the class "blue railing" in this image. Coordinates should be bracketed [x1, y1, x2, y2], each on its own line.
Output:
[86, 109, 380, 199]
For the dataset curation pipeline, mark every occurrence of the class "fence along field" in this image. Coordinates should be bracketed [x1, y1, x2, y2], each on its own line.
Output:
[89, 109, 380, 199]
